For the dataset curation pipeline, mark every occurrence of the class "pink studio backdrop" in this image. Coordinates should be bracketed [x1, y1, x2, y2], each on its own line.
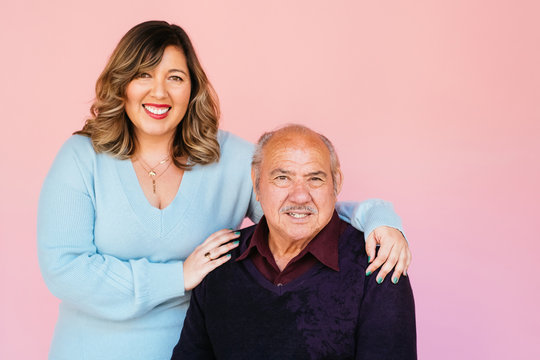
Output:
[1, 1, 538, 358]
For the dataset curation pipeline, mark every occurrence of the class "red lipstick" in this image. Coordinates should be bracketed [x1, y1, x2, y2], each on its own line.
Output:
[143, 103, 171, 119]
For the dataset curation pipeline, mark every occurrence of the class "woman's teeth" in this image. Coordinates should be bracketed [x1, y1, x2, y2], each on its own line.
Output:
[144, 105, 170, 115]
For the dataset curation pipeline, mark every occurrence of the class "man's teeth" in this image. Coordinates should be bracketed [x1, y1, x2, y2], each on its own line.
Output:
[144, 105, 170, 115]
[288, 213, 308, 218]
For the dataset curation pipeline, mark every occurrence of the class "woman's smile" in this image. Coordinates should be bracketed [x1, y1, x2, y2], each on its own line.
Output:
[143, 103, 172, 119]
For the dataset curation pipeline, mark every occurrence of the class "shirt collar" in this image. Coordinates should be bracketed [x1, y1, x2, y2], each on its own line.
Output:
[237, 210, 343, 271]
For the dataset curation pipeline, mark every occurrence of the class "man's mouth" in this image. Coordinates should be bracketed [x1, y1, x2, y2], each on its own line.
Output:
[281, 206, 318, 219]
[287, 212, 310, 219]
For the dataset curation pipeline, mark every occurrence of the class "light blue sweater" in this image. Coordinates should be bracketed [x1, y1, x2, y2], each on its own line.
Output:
[37, 130, 403, 360]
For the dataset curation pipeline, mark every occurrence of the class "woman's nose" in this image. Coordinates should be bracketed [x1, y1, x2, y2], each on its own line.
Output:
[150, 79, 167, 98]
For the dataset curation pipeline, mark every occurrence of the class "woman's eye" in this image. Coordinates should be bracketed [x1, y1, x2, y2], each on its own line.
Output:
[169, 75, 183, 82]
[137, 72, 151, 79]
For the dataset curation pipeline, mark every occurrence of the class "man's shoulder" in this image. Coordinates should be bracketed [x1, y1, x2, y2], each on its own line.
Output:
[233, 224, 257, 259]
[338, 222, 369, 271]
[196, 225, 256, 293]
[206, 225, 256, 275]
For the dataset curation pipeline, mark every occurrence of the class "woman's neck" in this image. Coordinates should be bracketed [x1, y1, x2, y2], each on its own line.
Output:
[134, 133, 174, 163]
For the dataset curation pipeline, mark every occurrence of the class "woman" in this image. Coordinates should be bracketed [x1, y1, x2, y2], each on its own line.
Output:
[37, 21, 411, 359]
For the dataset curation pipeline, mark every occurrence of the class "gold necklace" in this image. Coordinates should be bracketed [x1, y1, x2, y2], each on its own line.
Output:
[137, 156, 172, 194]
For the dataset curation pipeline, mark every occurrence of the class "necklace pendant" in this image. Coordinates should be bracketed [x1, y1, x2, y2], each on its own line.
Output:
[149, 170, 157, 176]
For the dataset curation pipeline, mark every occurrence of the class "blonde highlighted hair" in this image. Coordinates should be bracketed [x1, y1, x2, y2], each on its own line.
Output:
[76, 20, 220, 169]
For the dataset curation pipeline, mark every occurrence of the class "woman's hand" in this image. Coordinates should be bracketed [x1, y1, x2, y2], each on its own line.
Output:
[183, 229, 241, 291]
[365, 226, 411, 284]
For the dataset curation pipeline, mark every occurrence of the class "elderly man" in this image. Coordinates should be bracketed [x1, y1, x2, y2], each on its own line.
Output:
[172, 125, 416, 359]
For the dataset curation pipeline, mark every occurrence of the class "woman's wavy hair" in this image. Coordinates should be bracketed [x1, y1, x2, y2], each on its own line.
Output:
[75, 20, 220, 169]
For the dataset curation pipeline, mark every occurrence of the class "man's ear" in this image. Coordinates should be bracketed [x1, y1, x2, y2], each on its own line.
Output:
[251, 167, 259, 201]
[334, 167, 343, 196]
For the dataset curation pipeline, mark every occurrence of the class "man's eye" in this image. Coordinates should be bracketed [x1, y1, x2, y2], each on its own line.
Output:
[273, 176, 290, 184]
[309, 177, 325, 187]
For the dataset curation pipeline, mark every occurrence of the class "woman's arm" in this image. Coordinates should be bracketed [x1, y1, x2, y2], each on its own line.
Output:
[37, 138, 187, 321]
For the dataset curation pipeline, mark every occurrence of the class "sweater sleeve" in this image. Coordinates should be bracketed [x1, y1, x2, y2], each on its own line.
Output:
[37, 137, 186, 321]
[171, 280, 215, 359]
[219, 130, 263, 224]
[335, 200, 405, 239]
[355, 269, 417, 359]
[246, 186, 263, 223]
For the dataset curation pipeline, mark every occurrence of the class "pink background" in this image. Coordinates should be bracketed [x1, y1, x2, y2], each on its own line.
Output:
[1, 1, 539, 358]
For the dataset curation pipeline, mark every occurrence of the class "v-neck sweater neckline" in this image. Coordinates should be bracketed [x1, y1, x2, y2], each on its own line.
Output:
[114, 157, 203, 237]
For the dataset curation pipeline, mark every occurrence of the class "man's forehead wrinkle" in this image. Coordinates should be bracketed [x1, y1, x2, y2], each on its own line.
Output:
[264, 153, 330, 177]
[264, 141, 328, 161]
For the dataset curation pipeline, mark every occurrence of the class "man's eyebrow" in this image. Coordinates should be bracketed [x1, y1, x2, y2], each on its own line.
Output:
[305, 171, 327, 178]
[270, 168, 292, 176]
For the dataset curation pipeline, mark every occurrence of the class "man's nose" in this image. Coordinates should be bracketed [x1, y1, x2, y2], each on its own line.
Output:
[288, 181, 311, 204]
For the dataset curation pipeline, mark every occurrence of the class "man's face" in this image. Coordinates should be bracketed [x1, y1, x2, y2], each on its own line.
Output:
[253, 131, 342, 245]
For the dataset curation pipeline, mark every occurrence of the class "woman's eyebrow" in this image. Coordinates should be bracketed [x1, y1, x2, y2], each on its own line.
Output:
[168, 69, 188, 75]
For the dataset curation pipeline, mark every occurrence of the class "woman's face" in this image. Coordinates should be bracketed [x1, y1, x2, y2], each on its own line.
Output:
[125, 45, 191, 143]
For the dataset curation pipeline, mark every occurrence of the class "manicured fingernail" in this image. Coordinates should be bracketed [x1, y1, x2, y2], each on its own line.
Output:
[234, 231, 241, 235]
[392, 277, 398, 284]
[404, 270, 408, 277]
[365, 270, 372, 276]
[232, 240, 239, 245]
[376, 277, 383, 284]
[367, 256, 371, 262]
[227, 254, 232, 258]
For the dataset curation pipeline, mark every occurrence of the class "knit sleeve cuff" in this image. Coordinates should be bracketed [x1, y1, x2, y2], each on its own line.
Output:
[336, 199, 405, 241]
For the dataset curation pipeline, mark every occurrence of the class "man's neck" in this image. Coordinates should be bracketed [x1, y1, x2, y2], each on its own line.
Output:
[267, 233, 314, 271]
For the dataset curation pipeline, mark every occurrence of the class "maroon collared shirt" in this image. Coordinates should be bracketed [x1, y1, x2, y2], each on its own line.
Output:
[236, 210, 347, 285]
